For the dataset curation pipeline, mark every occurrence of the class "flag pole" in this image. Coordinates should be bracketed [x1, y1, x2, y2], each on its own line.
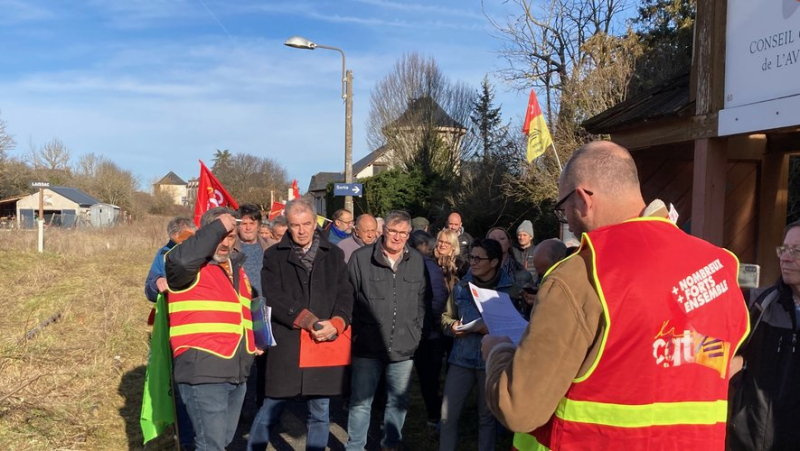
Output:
[551, 143, 563, 173]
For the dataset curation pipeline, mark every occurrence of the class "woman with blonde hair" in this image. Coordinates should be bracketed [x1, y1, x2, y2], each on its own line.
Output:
[435, 228, 462, 291]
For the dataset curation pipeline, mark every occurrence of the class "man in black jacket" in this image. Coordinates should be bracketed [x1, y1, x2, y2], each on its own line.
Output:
[728, 220, 800, 450]
[345, 210, 426, 451]
[165, 207, 259, 451]
[247, 197, 353, 451]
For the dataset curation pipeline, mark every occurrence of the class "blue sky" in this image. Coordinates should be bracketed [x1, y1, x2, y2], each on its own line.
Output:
[0, 0, 533, 192]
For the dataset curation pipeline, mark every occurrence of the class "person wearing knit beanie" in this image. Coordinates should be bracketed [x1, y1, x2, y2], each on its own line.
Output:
[517, 220, 534, 243]
[512, 220, 537, 283]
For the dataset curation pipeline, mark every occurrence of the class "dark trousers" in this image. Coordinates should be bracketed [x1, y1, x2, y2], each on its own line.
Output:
[414, 337, 446, 422]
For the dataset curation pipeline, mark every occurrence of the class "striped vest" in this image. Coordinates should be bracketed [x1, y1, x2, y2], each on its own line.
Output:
[167, 263, 256, 358]
[515, 218, 749, 450]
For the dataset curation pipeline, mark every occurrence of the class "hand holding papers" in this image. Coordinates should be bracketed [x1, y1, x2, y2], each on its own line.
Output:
[469, 283, 529, 345]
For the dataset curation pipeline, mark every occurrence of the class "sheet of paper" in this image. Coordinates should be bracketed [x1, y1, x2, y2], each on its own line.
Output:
[252, 297, 277, 349]
[468, 283, 529, 345]
[455, 317, 485, 332]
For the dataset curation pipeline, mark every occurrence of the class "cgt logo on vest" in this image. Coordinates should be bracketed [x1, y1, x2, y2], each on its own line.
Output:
[652, 321, 731, 378]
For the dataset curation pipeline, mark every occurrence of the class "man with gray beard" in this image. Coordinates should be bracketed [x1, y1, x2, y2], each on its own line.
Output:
[166, 207, 261, 451]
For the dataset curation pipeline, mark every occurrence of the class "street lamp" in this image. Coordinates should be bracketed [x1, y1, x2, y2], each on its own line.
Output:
[284, 35, 354, 213]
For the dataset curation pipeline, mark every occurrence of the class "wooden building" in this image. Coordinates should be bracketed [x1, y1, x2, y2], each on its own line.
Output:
[584, 0, 800, 286]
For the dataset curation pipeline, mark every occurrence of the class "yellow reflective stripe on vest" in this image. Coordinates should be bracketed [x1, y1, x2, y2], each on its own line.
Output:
[168, 300, 243, 314]
[555, 398, 728, 428]
[243, 319, 253, 330]
[171, 322, 245, 336]
[513, 432, 549, 451]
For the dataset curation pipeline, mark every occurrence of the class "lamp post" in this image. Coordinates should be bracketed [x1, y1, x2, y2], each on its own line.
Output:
[284, 36, 354, 213]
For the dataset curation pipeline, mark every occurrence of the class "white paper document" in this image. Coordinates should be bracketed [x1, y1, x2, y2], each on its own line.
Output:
[468, 283, 529, 345]
[455, 317, 485, 332]
[252, 298, 277, 349]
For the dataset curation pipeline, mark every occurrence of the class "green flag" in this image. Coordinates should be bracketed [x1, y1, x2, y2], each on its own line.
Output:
[140, 293, 175, 443]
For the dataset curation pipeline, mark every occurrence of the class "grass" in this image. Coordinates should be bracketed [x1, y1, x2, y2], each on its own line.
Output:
[0, 219, 513, 450]
[0, 219, 161, 450]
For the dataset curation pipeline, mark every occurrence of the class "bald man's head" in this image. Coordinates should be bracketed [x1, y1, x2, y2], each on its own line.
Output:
[560, 141, 641, 197]
[532, 238, 567, 277]
[557, 141, 645, 235]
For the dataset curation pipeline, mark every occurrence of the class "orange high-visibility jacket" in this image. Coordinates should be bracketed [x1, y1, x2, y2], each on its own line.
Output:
[515, 218, 749, 451]
[167, 263, 256, 359]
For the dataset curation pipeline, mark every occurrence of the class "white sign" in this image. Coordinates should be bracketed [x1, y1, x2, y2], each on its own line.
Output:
[725, 0, 800, 109]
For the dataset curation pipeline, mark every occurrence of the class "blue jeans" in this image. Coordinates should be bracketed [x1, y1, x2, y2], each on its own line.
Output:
[247, 397, 330, 451]
[177, 382, 246, 451]
[345, 358, 414, 450]
[173, 381, 195, 447]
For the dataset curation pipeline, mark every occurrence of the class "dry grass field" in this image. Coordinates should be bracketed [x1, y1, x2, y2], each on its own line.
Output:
[0, 217, 164, 450]
[0, 217, 512, 450]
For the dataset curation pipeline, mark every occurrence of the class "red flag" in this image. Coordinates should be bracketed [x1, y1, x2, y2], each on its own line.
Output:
[193, 160, 239, 227]
[292, 179, 300, 200]
[522, 89, 554, 162]
[268, 202, 285, 221]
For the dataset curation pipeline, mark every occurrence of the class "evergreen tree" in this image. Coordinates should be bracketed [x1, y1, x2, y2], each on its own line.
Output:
[629, 0, 696, 95]
[470, 76, 504, 161]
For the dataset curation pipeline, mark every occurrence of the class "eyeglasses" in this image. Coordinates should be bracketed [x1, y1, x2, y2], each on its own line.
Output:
[468, 255, 492, 263]
[385, 229, 410, 239]
[553, 189, 594, 224]
[436, 240, 452, 247]
[337, 219, 354, 225]
[776, 245, 800, 260]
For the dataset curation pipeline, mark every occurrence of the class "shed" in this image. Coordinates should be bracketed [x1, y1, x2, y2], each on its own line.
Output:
[16, 186, 100, 229]
[89, 203, 120, 227]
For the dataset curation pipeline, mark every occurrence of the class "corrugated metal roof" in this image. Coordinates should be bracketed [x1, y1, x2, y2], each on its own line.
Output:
[583, 72, 692, 134]
[49, 186, 101, 207]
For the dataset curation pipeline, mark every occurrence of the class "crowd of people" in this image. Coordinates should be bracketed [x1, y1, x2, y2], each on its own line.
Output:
[143, 140, 800, 451]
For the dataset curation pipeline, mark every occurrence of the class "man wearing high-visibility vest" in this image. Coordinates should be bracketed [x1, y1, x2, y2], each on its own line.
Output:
[482, 141, 749, 450]
[165, 207, 261, 451]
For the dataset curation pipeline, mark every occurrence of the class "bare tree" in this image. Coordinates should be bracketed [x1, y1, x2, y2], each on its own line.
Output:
[0, 112, 15, 161]
[485, 0, 639, 204]
[366, 53, 476, 176]
[29, 138, 71, 171]
[486, 0, 630, 122]
[71, 153, 139, 210]
[212, 151, 290, 207]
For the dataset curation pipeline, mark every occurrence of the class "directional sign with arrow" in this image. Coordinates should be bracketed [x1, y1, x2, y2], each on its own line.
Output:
[333, 183, 363, 197]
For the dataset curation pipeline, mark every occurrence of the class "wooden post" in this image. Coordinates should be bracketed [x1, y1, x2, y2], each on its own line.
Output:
[692, 0, 727, 114]
[38, 187, 44, 221]
[758, 150, 791, 285]
[691, 138, 727, 246]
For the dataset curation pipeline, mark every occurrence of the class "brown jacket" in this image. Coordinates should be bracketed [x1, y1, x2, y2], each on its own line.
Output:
[484, 252, 603, 432]
[485, 203, 670, 432]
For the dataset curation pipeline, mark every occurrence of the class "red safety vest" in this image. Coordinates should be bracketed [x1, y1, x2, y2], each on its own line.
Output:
[167, 263, 256, 358]
[515, 217, 749, 451]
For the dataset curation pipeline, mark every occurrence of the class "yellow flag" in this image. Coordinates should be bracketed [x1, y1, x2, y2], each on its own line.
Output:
[317, 215, 328, 227]
[523, 89, 554, 162]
